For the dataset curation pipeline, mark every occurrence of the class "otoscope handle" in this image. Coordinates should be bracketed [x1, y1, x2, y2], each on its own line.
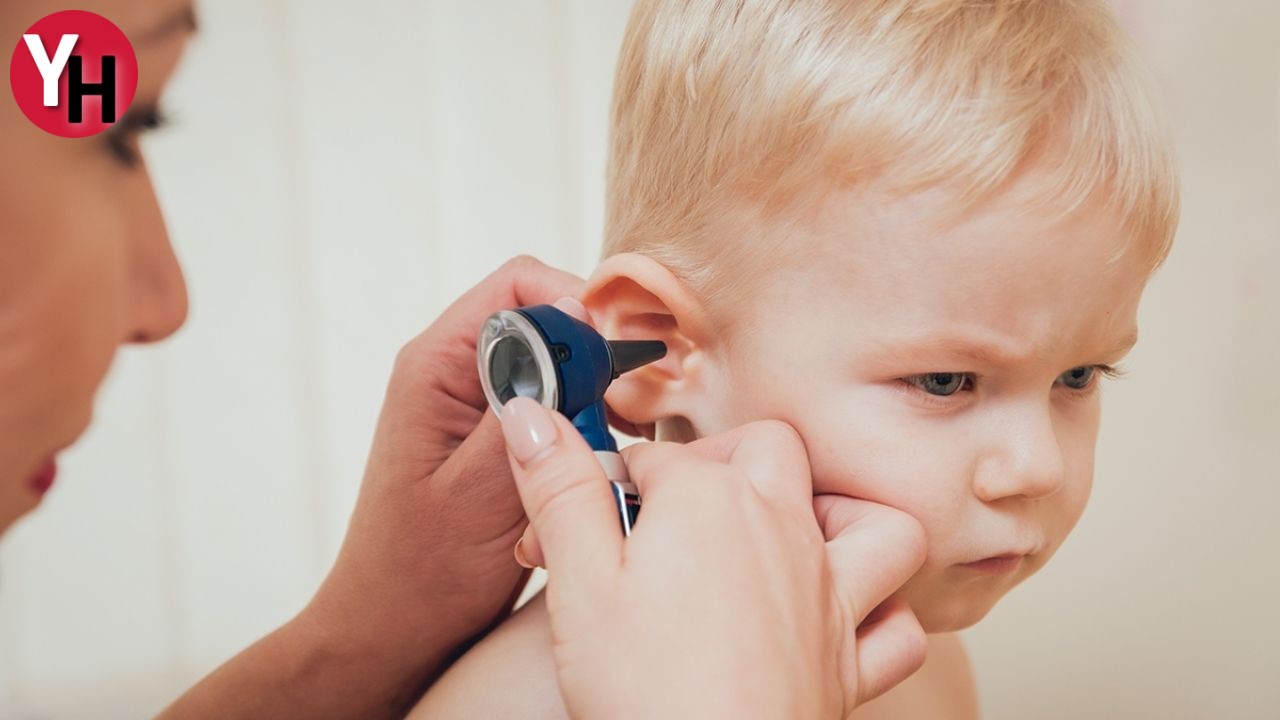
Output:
[595, 451, 640, 536]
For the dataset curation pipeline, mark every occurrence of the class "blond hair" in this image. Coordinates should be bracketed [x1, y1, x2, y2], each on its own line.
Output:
[603, 0, 1180, 302]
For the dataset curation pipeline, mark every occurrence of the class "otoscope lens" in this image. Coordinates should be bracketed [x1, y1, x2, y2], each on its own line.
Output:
[489, 335, 543, 404]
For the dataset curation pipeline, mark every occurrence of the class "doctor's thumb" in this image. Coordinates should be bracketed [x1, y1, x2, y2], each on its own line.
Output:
[499, 397, 622, 582]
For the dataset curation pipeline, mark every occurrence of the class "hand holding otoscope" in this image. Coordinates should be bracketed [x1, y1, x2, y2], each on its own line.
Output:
[481, 303, 929, 717]
[477, 303, 666, 534]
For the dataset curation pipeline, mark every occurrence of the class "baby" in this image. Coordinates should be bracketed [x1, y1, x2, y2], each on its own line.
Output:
[414, 0, 1179, 716]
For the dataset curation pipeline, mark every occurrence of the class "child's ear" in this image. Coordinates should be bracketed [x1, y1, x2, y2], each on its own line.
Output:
[583, 253, 719, 439]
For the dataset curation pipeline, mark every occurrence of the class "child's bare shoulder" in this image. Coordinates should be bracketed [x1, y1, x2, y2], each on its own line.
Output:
[408, 590, 567, 720]
[411, 592, 978, 720]
[851, 632, 980, 720]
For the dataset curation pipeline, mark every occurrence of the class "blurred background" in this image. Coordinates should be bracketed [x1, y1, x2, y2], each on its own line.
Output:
[1, 1, 1276, 717]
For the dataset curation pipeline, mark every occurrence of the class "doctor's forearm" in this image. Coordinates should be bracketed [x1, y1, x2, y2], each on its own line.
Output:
[157, 606, 455, 720]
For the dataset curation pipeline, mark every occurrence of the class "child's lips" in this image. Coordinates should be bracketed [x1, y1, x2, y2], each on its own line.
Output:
[27, 457, 57, 496]
[959, 553, 1025, 574]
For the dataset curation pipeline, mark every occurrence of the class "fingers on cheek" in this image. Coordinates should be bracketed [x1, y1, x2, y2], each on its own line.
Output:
[853, 597, 927, 705]
[617, 442, 682, 489]
[884, 512, 928, 573]
[515, 529, 542, 569]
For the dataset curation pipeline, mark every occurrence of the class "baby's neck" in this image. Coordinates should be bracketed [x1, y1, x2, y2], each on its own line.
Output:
[655, 416, 697, 443]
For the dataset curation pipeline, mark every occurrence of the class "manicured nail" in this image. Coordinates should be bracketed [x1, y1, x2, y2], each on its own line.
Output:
[500, 396, 559, 464]
[513, 535, 535, 569]
[552, 296, 588, 321]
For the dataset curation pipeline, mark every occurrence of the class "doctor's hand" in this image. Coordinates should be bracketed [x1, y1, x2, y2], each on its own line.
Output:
[500, 399, 928, 719]
[309, 257, 595, 699]
[163, 256, 594, 720]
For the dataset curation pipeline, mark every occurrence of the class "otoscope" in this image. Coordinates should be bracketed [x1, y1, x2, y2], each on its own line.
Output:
[477, 305, 666, 535]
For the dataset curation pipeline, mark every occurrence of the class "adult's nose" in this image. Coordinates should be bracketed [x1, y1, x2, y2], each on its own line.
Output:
[123, 203, 188, 345]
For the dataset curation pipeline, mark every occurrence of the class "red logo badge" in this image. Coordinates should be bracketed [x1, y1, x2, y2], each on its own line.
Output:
[9, 10, 139, 138]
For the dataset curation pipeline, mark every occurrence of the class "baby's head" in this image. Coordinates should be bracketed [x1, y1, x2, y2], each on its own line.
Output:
[584, 0, 1179, 632]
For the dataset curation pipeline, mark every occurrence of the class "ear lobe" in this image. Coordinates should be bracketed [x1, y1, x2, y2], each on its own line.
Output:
[583, 253, 714, 431]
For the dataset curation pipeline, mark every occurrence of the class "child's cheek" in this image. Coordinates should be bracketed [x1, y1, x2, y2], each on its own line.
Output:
[799, 406, 970, 554]
[1042, 459, 1094, 554]
[1036, 424, 1097, 552]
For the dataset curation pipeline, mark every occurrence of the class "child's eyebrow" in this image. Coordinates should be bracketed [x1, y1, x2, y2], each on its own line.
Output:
[870, 334, 1028, 366]
[864, 329, 1139, 367]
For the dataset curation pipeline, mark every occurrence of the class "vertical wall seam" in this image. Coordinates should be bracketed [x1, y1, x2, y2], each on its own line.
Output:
[547, 0, 585, 270]
[0, 533, 28, 708]
[266, 0, 332, 584]
[150, 347, 189, 685]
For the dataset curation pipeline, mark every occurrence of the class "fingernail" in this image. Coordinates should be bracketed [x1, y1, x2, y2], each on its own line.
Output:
[514, 535, 535, 569]
[552, 296, 588, 321]
[500, 397, 559, 464]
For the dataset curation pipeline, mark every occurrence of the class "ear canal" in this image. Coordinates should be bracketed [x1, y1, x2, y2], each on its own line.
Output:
[608, 340, 668, 378]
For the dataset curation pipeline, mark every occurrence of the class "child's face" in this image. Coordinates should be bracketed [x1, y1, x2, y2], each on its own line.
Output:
[692, 173, 1152, 632]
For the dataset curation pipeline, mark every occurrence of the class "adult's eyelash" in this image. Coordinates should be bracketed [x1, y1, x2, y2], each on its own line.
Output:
[106, 105, 170, 168]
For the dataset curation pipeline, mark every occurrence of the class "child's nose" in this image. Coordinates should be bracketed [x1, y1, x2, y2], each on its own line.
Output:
[971, 407, 1066, 502]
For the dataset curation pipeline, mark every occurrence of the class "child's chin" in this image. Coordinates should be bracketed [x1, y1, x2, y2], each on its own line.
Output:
[905, 585, 1004, 633]
[916, 604, 993, 633]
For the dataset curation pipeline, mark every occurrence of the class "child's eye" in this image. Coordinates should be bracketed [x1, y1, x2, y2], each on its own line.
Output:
[1056, 364, 1124, 391]
[904, 372, 972, 396]
[900, 364, 1124, 404]
[1058, 365, 1095, 389]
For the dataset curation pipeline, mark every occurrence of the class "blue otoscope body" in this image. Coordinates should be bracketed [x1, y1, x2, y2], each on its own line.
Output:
[477, 304, 666, 535]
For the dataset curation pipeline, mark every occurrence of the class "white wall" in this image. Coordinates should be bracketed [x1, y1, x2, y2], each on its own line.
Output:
[0, 1, 1275, 718]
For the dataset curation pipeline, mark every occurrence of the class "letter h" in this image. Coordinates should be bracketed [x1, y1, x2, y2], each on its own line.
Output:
[66, 54, 116, 124]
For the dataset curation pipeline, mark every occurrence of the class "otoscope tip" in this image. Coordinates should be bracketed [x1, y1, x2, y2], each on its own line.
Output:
[608, 340, 668, 377]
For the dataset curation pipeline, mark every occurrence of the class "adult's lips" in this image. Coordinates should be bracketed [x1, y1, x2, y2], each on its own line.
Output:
[27, 457, 57, 496]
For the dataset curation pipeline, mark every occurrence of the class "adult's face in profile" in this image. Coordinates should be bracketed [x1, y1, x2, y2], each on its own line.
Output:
[0, 0, 195, 533]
